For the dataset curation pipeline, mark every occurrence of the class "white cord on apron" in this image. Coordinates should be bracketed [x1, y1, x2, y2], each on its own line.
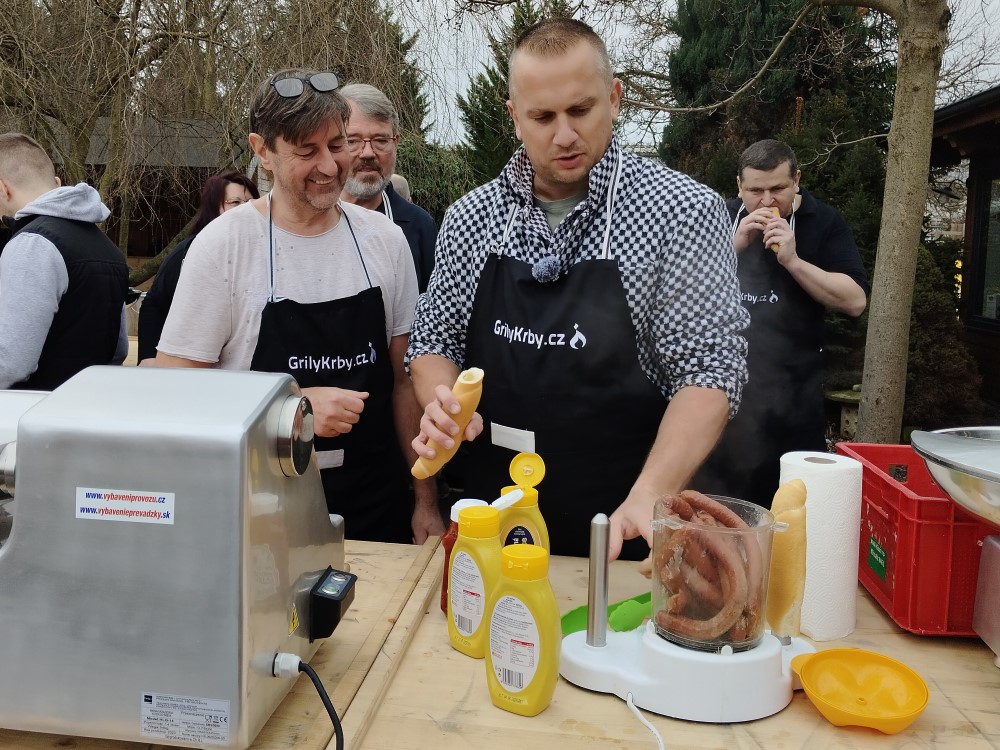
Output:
[600, 150, 623, 261]
[498, 148, 624, 260]
[265, 192, 371, 301]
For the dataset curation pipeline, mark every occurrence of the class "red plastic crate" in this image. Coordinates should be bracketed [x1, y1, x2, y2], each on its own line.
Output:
[837, 442, 1000, 636]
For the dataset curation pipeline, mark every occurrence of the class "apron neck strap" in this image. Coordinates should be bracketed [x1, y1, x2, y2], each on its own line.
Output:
[498, 148, 624, 260]
[266, 192, 371, 301]
[599, 149, 623, 260]
[500, 203, 518, 247]
[266, 192, 277, 300]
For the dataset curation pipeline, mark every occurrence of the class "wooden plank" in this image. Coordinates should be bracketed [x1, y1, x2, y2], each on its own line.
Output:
[335, 542, 443, 749]
[294, 537, 439, 750]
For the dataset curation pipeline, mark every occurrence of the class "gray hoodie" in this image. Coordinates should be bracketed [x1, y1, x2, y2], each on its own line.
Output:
[0, 184, 128, 388]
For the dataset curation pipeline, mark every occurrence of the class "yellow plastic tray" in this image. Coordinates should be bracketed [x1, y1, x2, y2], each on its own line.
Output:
[791, 648, 929, 734]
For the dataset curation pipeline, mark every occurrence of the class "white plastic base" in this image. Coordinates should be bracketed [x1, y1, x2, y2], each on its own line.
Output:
[560, 621, 815, 723]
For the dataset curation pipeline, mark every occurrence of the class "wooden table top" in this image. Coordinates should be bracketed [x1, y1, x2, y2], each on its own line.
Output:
[4, 539, 998, 749]
[0, 538, 439, 750]
[353, 546, 1000, 750]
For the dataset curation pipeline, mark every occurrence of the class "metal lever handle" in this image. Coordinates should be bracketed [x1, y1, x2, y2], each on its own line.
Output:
[586, 513, 610, 647]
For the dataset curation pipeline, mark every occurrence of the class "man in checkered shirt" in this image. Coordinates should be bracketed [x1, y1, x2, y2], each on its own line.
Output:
[407, 18, 748, 560]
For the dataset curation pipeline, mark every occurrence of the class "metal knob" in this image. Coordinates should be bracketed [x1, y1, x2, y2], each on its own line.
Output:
[0, 442, 15, 498]
[276, 396, 314, 477]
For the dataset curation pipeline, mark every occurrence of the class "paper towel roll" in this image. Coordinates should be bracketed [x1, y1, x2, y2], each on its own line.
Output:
[779, 451, 863, 641]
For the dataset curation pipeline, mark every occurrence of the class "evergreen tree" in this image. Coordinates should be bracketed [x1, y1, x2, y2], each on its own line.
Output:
[661, 1, 894, 193]
[659, 0, 896, 403]
[396, 139, 479, 225]
[375, 13, 431, 136]
[456, 0, 574, 183]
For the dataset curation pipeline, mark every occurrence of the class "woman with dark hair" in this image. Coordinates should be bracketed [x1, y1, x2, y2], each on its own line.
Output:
[137, 170, 259, 362]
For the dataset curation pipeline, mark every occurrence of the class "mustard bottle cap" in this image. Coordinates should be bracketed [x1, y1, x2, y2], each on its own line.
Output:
[458, 505, 500, 538]
[501, 484, 538, 507]
[501, 544, 549, 580]
[450, 498, 488, 523]
[509, 453, 546, 489]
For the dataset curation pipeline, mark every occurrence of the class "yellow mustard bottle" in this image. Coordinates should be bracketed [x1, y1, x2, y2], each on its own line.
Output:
[498, 453, 549, 550]
[411, 368, 484, 480]
[485, 545, 561, 716]
[448, 505, 502, 658]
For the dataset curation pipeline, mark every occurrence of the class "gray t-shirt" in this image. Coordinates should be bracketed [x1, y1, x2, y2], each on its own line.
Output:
[158, 200, 417, 369]
[533, 191, 588, 233]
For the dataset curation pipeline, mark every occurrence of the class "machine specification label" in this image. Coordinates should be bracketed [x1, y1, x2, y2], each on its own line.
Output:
[76, 486, 175, 525]
[140, 692, 230, 745]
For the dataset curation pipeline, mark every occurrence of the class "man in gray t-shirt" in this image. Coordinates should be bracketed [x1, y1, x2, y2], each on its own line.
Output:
[153, 69, 443, 545]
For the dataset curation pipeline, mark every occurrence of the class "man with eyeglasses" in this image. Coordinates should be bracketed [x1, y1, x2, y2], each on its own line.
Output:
[154, 69, 444, 545]
[340, 84, 438, 293]
[0, 132, 129, 390]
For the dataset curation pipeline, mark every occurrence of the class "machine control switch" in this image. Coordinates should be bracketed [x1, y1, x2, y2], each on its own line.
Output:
[309, 566, 357, 642]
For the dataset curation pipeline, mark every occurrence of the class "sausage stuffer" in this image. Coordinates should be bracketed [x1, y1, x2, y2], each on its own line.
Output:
[0, 366, 348, 748]
[559, 514, 814, 723]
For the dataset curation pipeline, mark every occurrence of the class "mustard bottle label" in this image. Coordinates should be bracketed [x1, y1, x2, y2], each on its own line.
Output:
[504, 525, 536, 546]
[489, 595, 540, 692]
[450, 550, 486, 636]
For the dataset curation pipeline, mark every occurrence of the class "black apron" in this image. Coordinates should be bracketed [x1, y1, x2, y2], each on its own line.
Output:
[249, 196, 411, 543]
[694, 209, 826, 509]
[462, 155, 666, 559]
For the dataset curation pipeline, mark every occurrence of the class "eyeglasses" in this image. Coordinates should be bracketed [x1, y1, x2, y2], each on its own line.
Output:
[271, 72, 339, 98]
[346, 135, 399, 154]
[223, 198, 249, 208]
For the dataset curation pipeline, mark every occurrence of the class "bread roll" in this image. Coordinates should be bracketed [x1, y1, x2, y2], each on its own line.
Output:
[771, 478, 806, 515]
[769, 206, 781, 252]
[411, 368, 484, 480]
[766, 480, 807, 637]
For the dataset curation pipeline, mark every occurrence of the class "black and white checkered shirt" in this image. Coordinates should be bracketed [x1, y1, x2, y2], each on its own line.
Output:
[407, 136, 749, 414]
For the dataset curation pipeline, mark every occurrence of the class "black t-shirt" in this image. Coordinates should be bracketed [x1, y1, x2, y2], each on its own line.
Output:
[137, 236, 194, 361]
[727, 187, 869, 383]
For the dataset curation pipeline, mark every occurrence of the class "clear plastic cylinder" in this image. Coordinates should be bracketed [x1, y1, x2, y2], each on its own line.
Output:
[650, 494, 776, 652]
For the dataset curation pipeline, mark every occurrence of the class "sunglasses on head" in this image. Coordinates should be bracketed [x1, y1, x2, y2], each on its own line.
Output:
[271, 72, 339, 98]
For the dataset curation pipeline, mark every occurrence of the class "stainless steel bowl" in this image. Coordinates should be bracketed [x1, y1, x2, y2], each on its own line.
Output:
[910, 427, 1000, 528]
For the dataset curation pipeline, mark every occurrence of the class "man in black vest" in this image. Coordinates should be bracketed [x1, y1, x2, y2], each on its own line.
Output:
[0, 132, 129, 390]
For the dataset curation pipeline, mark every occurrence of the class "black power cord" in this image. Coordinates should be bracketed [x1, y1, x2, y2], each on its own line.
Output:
[272, 653, 344, 750]
[299, 661, 344, 750]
